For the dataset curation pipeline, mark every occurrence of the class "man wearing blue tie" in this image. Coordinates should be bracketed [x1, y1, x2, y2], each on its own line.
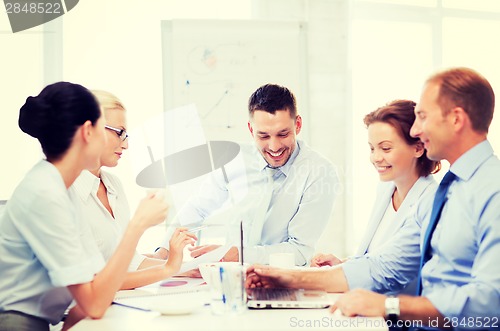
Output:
[246, 68, 500, 330]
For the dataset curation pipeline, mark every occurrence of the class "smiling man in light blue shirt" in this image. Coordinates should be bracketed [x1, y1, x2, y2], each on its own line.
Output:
[335, 67, 500, 328]
[153, 84, 339, 266]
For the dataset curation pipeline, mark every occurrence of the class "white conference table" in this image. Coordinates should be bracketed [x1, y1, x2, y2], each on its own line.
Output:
[72, 285, 388, 331]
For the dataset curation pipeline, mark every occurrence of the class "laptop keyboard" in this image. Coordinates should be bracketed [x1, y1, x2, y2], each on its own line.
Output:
[248, 288, 297, 301]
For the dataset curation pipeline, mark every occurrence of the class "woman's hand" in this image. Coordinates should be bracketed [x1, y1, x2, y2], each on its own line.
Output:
[130, 192, 169, 231]
[310, 253, 343, 267]
[165, 227, 197, 272]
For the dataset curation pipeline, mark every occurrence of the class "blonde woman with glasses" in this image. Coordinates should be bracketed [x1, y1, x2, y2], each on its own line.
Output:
[69, 90, 196, 291]
[62, 91, 197, 328]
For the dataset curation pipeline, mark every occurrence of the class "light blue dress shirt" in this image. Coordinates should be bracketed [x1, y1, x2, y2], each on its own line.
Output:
[0, 161, 105, 324]
[162, 140, 339, 265]
[422, 140, 500, 321]
[343, 140, 500, 325]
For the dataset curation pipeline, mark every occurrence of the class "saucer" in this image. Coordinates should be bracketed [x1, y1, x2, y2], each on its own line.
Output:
[150, 301, 204, 315]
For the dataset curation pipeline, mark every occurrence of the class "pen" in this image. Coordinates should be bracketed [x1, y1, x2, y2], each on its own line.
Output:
[219, 266, 226, 304]
[240, 220, 245, 304]
[187, 225, 208, 233]
[240, 220, 244, 265]
[112, 301, 152, 312]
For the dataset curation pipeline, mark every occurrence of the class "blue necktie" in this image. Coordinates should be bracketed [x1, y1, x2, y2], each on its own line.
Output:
[416, 171, 457, 295]
[247, 167, 281, 246]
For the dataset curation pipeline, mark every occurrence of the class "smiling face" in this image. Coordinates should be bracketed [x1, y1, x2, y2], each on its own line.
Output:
[248, 109, 302, 168]
[411, 82, 455, 162]
[368, 121, 423, 183]
[100, 108, 128, 168]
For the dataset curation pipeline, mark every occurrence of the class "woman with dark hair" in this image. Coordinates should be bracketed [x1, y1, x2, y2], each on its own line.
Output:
[312, 100, 440, 269]
[0, 82, 172, 330]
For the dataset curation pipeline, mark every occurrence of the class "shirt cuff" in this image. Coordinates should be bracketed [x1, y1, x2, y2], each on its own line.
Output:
[49, 254, 105, 287]
[424, 284, 467, 318]
[342, 257, 373, 290]
[243, 246, 267, 265]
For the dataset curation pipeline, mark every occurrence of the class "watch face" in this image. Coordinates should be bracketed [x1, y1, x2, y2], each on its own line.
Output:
[385, 297, 400, 317]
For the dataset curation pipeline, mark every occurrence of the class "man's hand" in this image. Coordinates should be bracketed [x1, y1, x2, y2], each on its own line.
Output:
[180, 245, 239, 278]
[330, 289, 385, 317]
[310, 253, 343, 267]
[189, 244, 220, 258]
[189, 245, 239, 262]
[245, 265, 297, 289]
[221, 246, 239, 262]
[176, 269, 202, 278]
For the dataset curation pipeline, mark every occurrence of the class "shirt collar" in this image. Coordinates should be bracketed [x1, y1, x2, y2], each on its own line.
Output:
[256, 141, 301, 177]
[277, 141, 300, 177]
[100, 171, 117, 195]
[72, 170, 100, 202]
[449, 140, 493, 181]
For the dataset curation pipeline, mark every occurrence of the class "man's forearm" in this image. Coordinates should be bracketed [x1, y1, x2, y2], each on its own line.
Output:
[399, 295, 446, 328]
[289, 266, 349, 293]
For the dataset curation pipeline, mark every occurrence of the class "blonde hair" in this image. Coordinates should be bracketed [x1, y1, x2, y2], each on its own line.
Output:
[91, 90, 126, 113]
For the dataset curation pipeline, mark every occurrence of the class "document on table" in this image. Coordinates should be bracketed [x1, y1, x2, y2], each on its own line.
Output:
[113, 277, 210, 312]
[176, 244, 231, 274]
[115, 277, 208, 299]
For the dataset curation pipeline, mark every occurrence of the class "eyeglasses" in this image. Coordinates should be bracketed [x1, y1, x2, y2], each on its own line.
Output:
[105, 125, 129, 141]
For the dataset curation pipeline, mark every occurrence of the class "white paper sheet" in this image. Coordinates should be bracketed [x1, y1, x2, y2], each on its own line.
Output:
[177, 244, 232, 274]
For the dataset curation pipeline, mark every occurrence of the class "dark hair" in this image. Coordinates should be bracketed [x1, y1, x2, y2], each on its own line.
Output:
[427, 67, 494, 133]
[248, 84, 297, 118]
[364, 99, 441, 177]
[19, 82, 101, 161]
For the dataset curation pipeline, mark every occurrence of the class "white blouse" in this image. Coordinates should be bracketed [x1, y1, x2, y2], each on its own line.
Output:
[367, 201, 398, 253]
[69, 169, 146, 271]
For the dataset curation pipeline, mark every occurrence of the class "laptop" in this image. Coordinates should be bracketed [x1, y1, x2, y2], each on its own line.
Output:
[246, 288, 331, 309]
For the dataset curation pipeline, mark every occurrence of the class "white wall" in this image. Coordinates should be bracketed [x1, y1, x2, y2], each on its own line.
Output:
[254, 0, 350, 256]
[0, 19, 45, 199]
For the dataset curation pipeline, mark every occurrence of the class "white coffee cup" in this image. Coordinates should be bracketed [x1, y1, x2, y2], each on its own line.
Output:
[269, 253, 295, 268]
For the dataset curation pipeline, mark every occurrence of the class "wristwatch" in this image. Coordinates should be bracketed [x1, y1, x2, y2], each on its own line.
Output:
[385, 296, 400, 323]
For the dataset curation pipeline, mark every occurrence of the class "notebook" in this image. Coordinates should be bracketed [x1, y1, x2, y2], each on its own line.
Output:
[113, 278, 209, 312]
[246, 288, 331, 309]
